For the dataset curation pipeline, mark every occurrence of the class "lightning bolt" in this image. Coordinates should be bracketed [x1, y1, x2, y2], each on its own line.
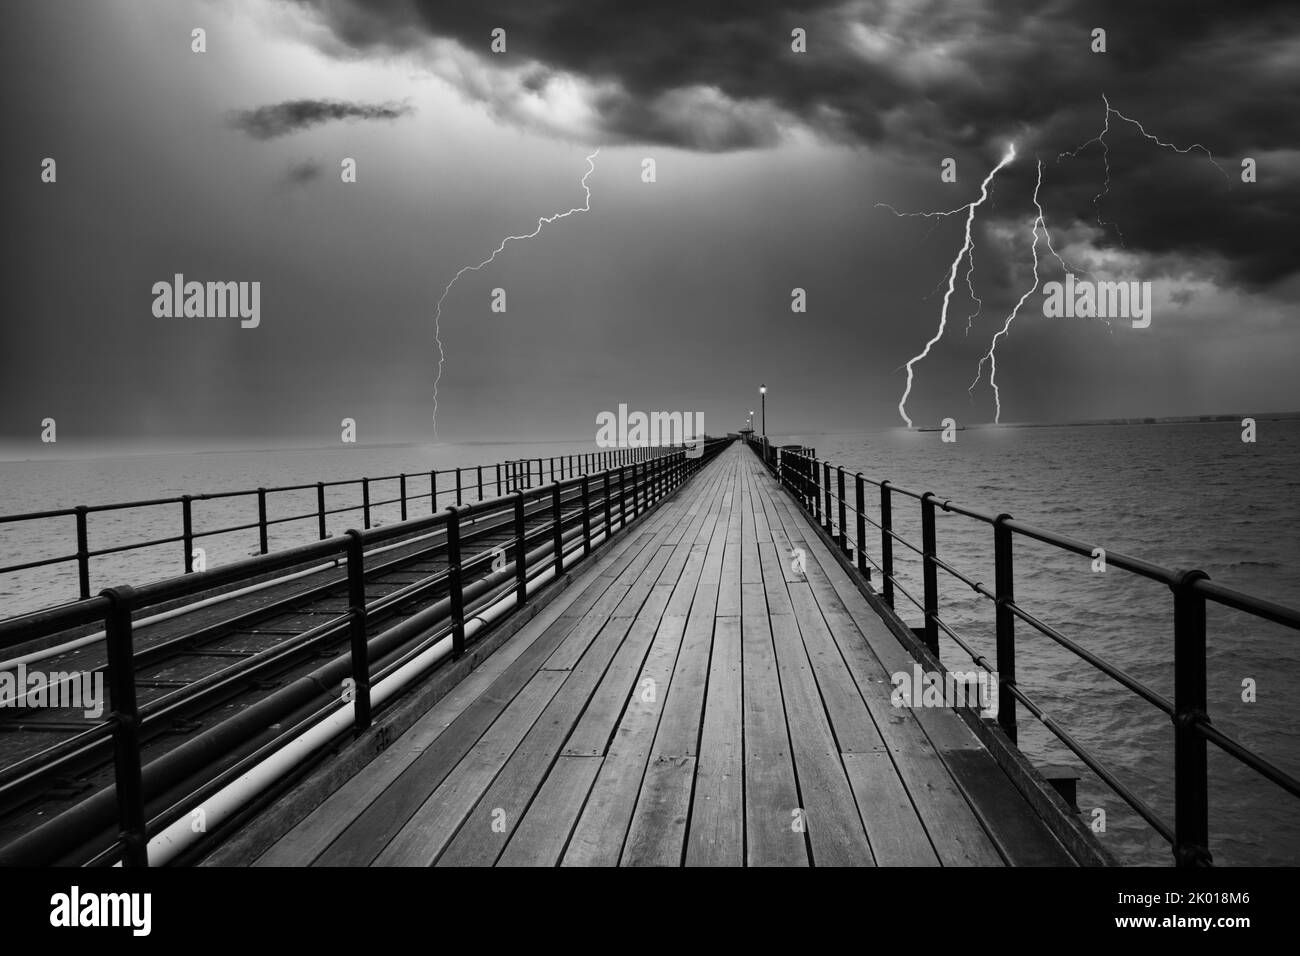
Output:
[880, 143, 1017, 429]
[1058, 93, 1229, 245]
[431, 149, 600, 438]
[969, 159, 1045, 422]
[962, 244, 982, 335]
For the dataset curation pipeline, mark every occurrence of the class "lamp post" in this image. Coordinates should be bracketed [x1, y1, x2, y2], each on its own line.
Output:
[759, 384, 766, 436]
[749, 410, 755, 432]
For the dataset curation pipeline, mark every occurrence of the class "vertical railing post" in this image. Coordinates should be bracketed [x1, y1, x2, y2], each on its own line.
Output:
[837, 467, 848, 552]
[75, 505, 91, 599]
[361, 478, 371, 530]
[182, 495, 194, 574]
[496, 463, 502, 498]
[513, 492, 527, 605]
[477, 465, 484, 501]
[446, 507, 465, 657]
[552, 484, 564, 576]
[919, 493, 940, 657]
[620, 465, 628, 528]
[823, 462, 833, 533]
[880, 481, 895, 610]
[257, 487, 270, 553]
[854, 475, 867, 577]
[993, 514, 1017, 744]
[581, 475, 592, 556]
[810, 457, 820, 519]
[455, 467, 463, 506]
[1172, 569, 1212, 867]
[102, 585, 147, 867]
[430, 470, 438, 511]
[399, 474, 408, 521]
[344, 530, 372, 733]
[317, 482, 327, 539]
[604, 470, 613, 536]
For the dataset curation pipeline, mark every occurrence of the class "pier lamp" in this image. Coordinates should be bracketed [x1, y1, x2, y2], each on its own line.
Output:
[759, 384, 766, 436]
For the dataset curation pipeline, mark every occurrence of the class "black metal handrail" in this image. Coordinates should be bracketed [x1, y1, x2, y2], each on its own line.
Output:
[746, 435, 1300, 868]
[0, 446, 683, 612]
[0, 437, 731, 866]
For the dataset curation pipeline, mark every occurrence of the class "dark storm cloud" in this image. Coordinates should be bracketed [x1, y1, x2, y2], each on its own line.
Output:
[228, 98, 414, 139]
[290, 0, 1300, 286]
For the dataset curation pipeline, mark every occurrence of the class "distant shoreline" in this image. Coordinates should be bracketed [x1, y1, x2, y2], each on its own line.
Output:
[970, 412, 1300, 429]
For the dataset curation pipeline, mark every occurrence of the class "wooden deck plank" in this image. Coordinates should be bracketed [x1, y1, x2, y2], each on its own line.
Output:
[740, 605, 807, 867]
[434, 617, 634, 866]
[685, 616, 744, 866]
[496, 755, 603, 867]
[786, 584, 887, 755]
[561, 614, 689, 866]
[372, 668, 568, 866]
[842, 752, 941, 866]
[619, 755, 695, 866]
[766, 614, 875, 866]
[715, 509, 743, 618]
[561, 470, 735, 866]
[648, 615, 713, 757]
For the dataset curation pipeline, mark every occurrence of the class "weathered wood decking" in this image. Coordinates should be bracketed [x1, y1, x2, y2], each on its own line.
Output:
[249, 443, 1081, 866]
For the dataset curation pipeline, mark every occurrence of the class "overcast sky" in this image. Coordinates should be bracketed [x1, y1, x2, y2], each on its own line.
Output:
[2, 0, 1298, 453]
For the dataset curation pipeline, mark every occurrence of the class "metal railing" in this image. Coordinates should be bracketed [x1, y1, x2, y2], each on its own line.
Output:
[0, 438, 731, 866]
[747, 436, 1300, 867]
[0, 446, 675, 612]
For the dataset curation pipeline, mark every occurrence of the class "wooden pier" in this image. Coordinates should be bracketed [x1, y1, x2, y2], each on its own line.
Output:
[222, 443, 1098, 866]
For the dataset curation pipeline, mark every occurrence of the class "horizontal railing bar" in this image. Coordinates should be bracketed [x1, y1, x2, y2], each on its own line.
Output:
[0, 553, 82, 575]
[1193, 579, 1300, 629]
[1001, 518, 1179, 586]
[1007, 680, 1175, 844]
[1198, 722, 1300, 798]
[0, 508, 79, 524]
[191, 520, 263, 538]
[1002, 599, 1175, 716]
[88, 534, 187, 558]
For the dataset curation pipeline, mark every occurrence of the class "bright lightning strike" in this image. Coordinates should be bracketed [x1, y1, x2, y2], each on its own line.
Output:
[431, 149, 600, 438]
[962, 244, 982, 335]
[881, 143, 1017, 428]
[1058, 93, 1230, 244]
[969, 160, 1046, 422]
